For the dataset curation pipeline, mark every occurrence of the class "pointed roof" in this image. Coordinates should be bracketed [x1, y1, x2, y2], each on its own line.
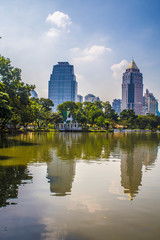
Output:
[126, 60, 139, 70]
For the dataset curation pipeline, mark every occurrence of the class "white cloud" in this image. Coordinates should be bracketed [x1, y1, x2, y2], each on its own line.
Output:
[71, 45, 112, 63]
[110, 59, 128, 79]
[46, 28, 61, 38]
[46, 11, 72, 29]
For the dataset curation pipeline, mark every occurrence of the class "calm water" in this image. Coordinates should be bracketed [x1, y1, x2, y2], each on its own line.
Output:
[0, 132, 160, 240]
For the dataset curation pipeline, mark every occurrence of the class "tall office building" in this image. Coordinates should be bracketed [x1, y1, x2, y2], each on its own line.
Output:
[48, 62, 77, 112]
[143, 89, 158, 115]
[112, 99, 121, 115]
[122, 60, 143, 115]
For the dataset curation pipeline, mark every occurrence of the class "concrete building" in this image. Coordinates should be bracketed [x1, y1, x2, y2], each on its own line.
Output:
[143, 89, 158, 115]
[84, 94, 100, 102]
[122, 60, 143, 115]
[48, 62, 78, 112]
[112, 99, 121, 115]
[77, 94, 83, 103]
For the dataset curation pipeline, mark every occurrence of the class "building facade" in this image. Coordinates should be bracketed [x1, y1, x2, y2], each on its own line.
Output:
[122, 60, 143, 115]
[84, 94, 100, 102]
[30, 90, 38, 98]
[48, 62, 77, 112]
[77, 94, 83, 103]
[143, 89, 158, 115]
[112, 99, 121, 115]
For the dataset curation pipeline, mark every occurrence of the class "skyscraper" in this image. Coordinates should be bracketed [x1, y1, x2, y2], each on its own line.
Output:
[122, 60, 143, 115]
[48, 62, 77, 112]
[112, 99, 121, 115]
[143, 89, 158, 115]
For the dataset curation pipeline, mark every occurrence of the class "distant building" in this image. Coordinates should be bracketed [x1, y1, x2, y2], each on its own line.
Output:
[77, 94, 83, 103]
[48, 62, 78, 112]
[122, 60, 143, 115]
[30, 90, 38, 98]
[112, 99, 121, 115]
[84, 94, 100, 102]
[143, 89, 158, 115]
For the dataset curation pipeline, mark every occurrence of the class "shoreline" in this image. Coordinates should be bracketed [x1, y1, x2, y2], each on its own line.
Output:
[0, 129, 159, 134]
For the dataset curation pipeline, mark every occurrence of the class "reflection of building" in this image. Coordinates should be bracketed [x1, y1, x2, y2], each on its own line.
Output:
[120, 144, 158, 200]
[121, 149, 142, 200]
[77, 94, 83, 103]
[143, 89, 158, 115]
[47, 152, 76, 196]
[142, 145, 158, 169]
[48, 62, 78, 112]
[84, 94, 100, 102]
[122, 60, 143, 115]
[112, 99, 121, 115]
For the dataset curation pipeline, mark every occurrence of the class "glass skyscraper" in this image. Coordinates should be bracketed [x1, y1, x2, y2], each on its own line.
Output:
[48, 62, 77, 112]
[122, 60, 143, 115]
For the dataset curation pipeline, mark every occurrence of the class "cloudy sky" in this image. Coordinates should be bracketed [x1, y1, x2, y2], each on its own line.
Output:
[0, 0, 160, 103]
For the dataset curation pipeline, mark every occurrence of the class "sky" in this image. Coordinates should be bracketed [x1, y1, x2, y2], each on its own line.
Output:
[0, 0, 160, 103]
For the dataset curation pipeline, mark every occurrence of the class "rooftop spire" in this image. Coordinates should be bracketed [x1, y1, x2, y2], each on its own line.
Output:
[126, 59, 139, 70]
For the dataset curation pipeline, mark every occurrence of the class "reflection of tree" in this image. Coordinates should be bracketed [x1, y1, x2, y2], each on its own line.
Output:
[0, 165, 32, 207]
[120, 133, 159, 200]
[51, 132, 118, 161]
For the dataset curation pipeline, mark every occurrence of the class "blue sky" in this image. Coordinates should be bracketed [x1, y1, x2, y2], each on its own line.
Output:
[0, 0, 160, 103]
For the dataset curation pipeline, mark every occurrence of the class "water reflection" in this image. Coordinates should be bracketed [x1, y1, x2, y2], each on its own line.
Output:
[0, 165, 32, 207]
[0, 132, 160, 240]
[0, 132, 159, 205]
[47, 152, 76, 196]
[119, 133, 159, 200]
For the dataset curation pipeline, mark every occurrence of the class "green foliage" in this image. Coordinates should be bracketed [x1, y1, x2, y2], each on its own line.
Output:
[0, 55, 34, 128]
[103, 101, 118, 121]
[94, 115, 105, 128]
[120, 109, 137, 128]
[57, 101, 77, 112]
[0, 91, 12, 129]
[136, 115, 160, 130]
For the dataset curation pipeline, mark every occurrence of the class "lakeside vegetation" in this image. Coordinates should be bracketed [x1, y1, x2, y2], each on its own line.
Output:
[1, 55, 160, 132]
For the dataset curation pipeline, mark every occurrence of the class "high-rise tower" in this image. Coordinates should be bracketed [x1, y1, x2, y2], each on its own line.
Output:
[122, 60, 143, 115]
[48, 62, 77, 112]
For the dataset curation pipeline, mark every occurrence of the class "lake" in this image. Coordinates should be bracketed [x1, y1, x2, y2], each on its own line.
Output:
[0, 132, 160, 240]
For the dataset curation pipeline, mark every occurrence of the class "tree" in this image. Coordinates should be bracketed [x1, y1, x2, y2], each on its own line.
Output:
[103, 101, 118, 121]
[120, 109, 137, 128]
[0, 55, 34, 128]
[94, 115, 105, 128]
[136, 115, 159, 130]
[39, 98, 54, 112]
[74, 109, 88, 125]
[30, 98, 54, 128]
[0, 91, 12, 129]
[57, 101, 77, 112]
